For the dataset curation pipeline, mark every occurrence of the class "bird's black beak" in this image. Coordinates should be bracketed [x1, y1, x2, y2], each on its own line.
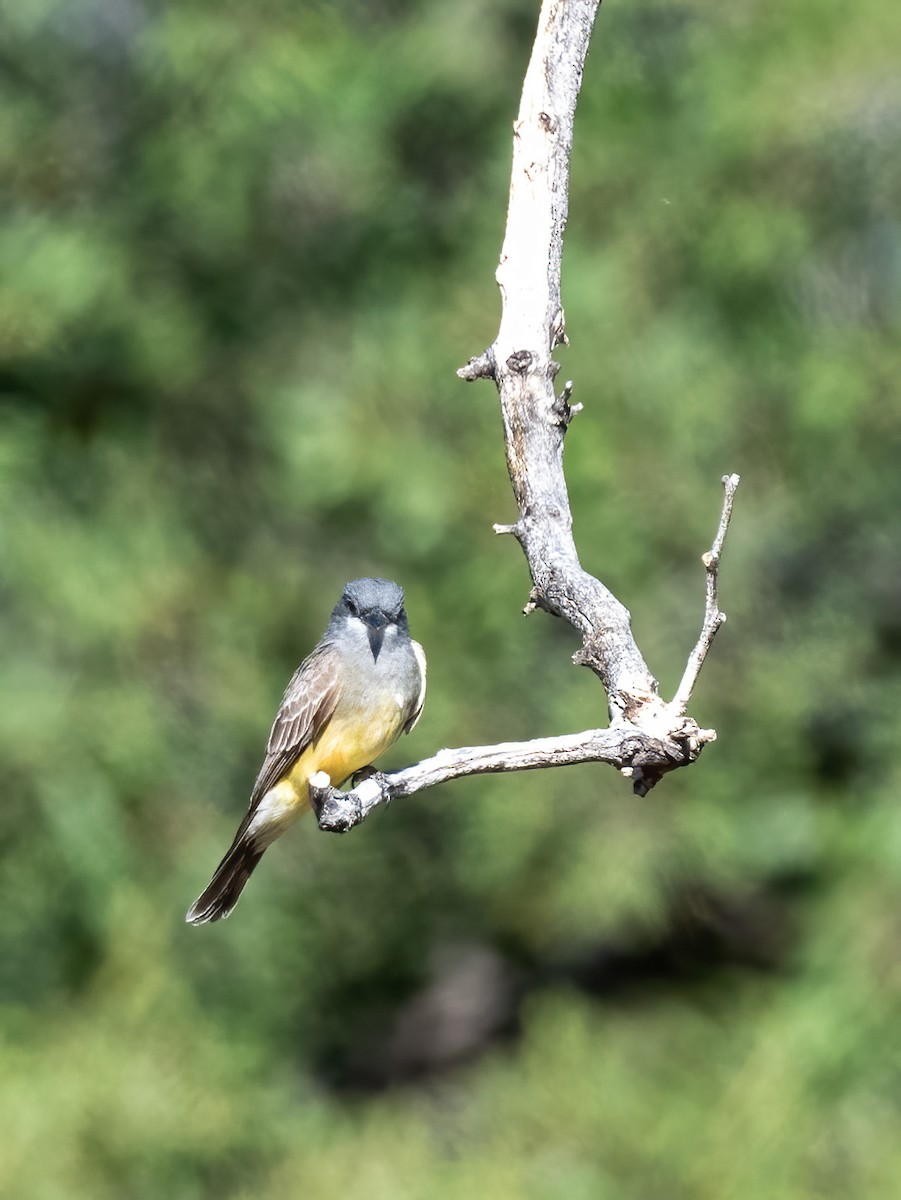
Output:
[363, 611, 388, 661]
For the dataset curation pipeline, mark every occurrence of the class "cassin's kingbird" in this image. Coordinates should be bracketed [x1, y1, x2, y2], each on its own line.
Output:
[186, 578, 426, 924]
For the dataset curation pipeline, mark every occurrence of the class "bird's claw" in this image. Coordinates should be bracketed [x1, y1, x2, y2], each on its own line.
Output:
[351, 764, 378, 787]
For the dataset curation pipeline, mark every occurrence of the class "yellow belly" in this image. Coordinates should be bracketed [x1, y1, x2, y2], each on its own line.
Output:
[297, 706, 404, 791]
[249, 703, 407, 846]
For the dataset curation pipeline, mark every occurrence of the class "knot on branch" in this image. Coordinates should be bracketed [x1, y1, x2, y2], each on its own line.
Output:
[618, 717, 717, 796]
[506, 349, 534, 374]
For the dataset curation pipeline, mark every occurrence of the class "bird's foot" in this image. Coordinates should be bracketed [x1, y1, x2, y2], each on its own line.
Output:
[351, 764, 378, 787]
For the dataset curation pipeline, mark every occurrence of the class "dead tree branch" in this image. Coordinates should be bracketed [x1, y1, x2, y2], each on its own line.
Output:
[459, 0, 662, 723]
[672, 473, 741, 715]
[314, 0, 739, 831]
[310, 717, 714, 831]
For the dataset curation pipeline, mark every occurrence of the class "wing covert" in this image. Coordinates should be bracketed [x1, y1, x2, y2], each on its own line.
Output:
[249, 643, 342, 806]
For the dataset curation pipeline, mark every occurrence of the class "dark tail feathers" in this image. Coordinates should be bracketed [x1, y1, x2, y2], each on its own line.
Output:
[186, 836, 264, 925]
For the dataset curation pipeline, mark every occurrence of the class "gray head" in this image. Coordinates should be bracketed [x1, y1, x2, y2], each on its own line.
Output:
[330, 577, 408, 660]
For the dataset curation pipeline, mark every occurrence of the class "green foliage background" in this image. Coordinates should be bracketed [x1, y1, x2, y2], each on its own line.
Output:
[2, 0, 901, 1195]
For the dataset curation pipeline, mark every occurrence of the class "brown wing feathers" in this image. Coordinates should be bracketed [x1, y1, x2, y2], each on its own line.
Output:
[248, 644, 341, 808]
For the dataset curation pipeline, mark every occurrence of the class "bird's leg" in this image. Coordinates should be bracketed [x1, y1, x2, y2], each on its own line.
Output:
[350, 764, 378, 787]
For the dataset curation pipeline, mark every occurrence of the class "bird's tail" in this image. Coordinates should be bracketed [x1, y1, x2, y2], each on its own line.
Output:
[185, 833, 264, 925]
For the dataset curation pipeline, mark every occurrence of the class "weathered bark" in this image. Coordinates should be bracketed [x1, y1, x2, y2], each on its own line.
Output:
[310, 724, 713, 832]
[460, 0, 660, 721]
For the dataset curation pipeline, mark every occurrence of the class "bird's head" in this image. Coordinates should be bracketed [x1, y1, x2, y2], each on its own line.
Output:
[332, 577, 408, 661]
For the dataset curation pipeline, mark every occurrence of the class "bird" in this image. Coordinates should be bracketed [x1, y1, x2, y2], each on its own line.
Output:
[186, 577, 426, 924]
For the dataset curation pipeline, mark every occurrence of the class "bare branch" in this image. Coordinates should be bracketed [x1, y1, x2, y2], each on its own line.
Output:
[458, 0, 665, 722]
[671, 474, 741, 715]
[457, 350, 495, 382]
[310, 718, 717, 832]
[310, 1, 740, 838]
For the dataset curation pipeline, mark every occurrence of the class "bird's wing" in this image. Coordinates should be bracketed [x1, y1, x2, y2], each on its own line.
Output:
[403, 639, 428, 734]
[248, 642, 342, 808]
